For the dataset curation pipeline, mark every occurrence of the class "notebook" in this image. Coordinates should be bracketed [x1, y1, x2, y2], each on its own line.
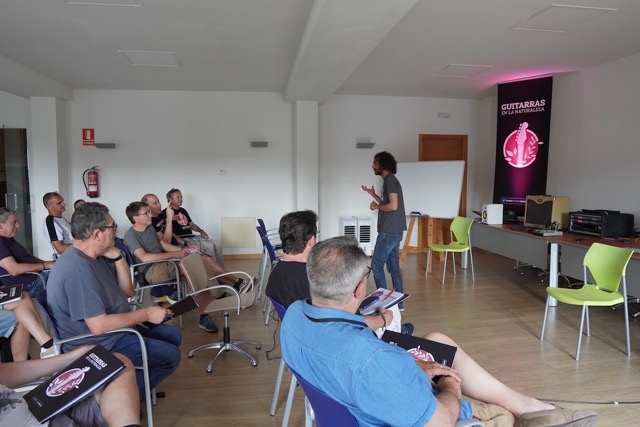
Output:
[381, 330, 457, 367]
[25, 345, 126, 423]
[0, 283, 23, 306]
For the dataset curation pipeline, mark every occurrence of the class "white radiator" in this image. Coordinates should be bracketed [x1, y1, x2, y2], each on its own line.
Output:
[339, 216, 372, 256]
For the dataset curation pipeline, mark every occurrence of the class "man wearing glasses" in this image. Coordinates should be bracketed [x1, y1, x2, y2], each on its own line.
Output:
[281, 236, 597, 427]
[46, 202, 181, 401]
[0, 207, 53, 297]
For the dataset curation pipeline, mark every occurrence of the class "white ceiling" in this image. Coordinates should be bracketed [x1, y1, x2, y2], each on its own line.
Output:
[1, 0, 640, 102]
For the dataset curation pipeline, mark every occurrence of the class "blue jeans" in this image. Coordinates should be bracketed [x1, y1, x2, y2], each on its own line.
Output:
[371, 231, 404, 294]
[26, 270, 50, 298]
[110, 323, 182, 400]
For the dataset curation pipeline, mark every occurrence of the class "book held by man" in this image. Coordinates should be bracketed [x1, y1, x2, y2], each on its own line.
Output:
[381, 330, 457, 367]
[0, 283, 23, 306]
[25, 345, 126, 423]
[358, 287, 409, 316]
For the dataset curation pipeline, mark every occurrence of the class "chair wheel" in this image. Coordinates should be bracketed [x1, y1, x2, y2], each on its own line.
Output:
[156, 391, 166, 398]
[188, 354, 194, 358]
[252, 362, 258, 367]
[256, 345, 262, 350]
[206, 368, 212, 373]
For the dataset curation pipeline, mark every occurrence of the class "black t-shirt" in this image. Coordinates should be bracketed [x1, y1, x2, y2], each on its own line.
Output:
[265, 261, 310, 309]
[158, 207, 193, 237]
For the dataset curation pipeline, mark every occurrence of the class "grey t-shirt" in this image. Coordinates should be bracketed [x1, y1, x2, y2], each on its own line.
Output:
[123, 226, 163, 274]
[378, 173, 407, 233]
[46, 247, 131, 351]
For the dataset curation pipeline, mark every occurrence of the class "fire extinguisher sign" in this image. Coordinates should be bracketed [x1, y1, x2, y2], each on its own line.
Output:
[82, 128, 95, 146]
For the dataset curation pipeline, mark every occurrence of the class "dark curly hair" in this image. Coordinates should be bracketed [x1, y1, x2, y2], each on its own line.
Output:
[374, 151, 397, 174]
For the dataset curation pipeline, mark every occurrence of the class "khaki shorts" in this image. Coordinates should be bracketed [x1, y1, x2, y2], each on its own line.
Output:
[144, 262, 177, 284]
[468, 397, 516, 427]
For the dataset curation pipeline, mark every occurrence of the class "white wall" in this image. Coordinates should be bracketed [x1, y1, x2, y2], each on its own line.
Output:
[66, 90, 295, 255]
[547, 52, 640, 226]
[4, 50, 640, 258]
[318, 95, 478, 242]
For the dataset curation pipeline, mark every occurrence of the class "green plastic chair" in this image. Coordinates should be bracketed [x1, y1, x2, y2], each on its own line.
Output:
[540, 242, 634, 360]
[425, 216, 475, 284]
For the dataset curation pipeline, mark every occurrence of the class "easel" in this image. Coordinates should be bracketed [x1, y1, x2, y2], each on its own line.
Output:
[400, 214, 447, 272]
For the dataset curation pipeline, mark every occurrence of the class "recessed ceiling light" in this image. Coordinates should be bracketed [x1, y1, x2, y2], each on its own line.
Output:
[512, 4, 616, 33]
[119, 51, 181, 67]
[65, 0, 142, 6]
[435, 64, 493, 78]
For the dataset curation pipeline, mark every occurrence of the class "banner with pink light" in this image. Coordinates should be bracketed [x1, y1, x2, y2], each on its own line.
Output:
[492, 76, 553, 217]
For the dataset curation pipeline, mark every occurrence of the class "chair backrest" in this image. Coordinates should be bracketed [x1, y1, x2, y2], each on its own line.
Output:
[114, 237, 135, 265]
[180, 254, 210, 293]
[450, 216, 473, 245]
[583, 242, 634, 292]
[289, 368, 358, 427]
[269, 297, 287, 320]
[257, 218, 268, 235]
[257, 227, 279, 266]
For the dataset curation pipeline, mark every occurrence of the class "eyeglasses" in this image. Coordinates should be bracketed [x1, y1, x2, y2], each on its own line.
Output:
[354, 266, 372, 294]
[136, 210, 152, 217]
[100, 222, 118, 231]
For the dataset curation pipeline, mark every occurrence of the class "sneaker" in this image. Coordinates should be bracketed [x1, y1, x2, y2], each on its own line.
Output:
[40, 346, 56, 359]
[398, 303, 405, 312]
[239, 278, 256, 294]
[401, 323, 414, 335]
[198, 315, 219, 333]
[517, 405, 596, 427]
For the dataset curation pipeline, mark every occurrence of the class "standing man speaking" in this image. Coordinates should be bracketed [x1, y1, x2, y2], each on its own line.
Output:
[362, 151, 407, 309]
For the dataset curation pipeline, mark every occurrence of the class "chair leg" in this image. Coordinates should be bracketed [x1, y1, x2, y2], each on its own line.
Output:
[469, 249, 475, 282]
[281, 372, 297, 427]
[540, 295, 550, 340]
[264, 300, 273, 325]
[623, 296, 631, 357]
[304, 396, 314, 427]
[576, 305, 588, 360]
[425, 249, 431, 278]
[442, 252, 448, 285]
[452, 252, 457, 276]
[270, 359, 286, 415]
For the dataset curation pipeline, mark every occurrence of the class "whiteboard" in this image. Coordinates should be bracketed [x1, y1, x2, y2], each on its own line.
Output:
[395, 161, 465, 218]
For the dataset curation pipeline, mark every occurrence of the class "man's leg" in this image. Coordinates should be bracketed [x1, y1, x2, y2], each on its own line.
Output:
[201, 254, 239, 286]
[4, 294, 52, 348]
[110, 325, 182, 400]
[9, 323, 30, 361]
[425, 331, 556, 417]
[385, 231, 404, 294]
[372, 233, 395, 289]
[91, 353, 141, 426]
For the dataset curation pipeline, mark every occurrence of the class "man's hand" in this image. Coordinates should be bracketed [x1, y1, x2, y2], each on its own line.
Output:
[199, 231, 209, 239]
[174, 248, 192, 259]
[361, 185, 376, 197]
[146, 306, 171, 324]
[43, 260, 55, 269]
[166, 206, 174, 221]
[415, 360, 462, 387]
[437, 375, 462, 400]
[103, 245, 122, 260]
[377, 306, 393, 325]
[369, 201, 379, 211]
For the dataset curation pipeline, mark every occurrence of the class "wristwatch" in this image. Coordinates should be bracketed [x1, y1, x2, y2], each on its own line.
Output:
[108, 250, 125, 263]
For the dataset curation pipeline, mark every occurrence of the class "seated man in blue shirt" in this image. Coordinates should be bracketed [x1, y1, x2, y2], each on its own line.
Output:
[281, 236, 597, 427]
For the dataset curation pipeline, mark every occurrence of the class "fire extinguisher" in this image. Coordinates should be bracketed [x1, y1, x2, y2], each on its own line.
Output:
[83, 166, 100, 198]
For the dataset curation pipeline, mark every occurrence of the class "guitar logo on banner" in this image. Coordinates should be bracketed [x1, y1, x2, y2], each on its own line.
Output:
[503, 121, 543, 168]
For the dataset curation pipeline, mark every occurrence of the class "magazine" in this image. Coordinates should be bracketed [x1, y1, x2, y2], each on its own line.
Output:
[25, 345, 126, 423]
[358, 287, 409, 316]
[381, 330, 457, 367]
[0, 283, 23, 306]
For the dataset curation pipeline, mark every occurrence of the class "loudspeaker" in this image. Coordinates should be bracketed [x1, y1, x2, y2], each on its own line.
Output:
[524, 195, 570, 229]
[482, 204, 503, 225]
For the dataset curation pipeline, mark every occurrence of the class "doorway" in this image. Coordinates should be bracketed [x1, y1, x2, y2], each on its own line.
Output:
[417, 134, 468, 249]
[1, 127, 33, 252]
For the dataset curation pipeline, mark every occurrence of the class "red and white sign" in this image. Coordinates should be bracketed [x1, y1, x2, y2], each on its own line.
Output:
[82, 128, 95, 146]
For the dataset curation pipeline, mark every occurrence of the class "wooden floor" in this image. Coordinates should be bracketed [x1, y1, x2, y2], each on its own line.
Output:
[148, 252, 640, 426]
